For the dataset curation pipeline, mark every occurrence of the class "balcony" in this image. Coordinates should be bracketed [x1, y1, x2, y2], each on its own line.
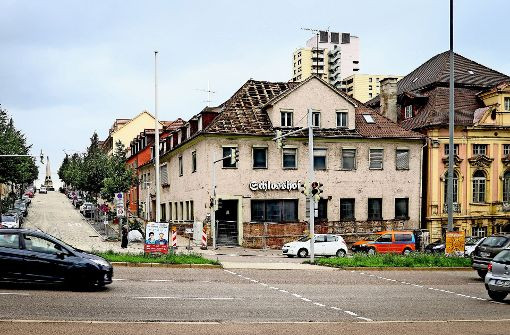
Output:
[443, 202, 461, 213]
[501, 202, 510, 212]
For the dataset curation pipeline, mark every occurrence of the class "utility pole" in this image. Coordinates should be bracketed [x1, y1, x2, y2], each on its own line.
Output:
[307, 109, 316, 263]
[154, 51, 161, 223]
[210, 151, 217, 250]
[447, 0, 455, 232]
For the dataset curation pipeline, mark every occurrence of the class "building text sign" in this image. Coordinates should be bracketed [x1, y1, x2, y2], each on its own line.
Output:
[249, 180, 299, 192]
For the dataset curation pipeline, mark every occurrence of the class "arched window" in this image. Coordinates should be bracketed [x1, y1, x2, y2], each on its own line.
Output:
[472, 170, 486, 203]
[444, 171, 458, 204]
[503, 171, 510, 202]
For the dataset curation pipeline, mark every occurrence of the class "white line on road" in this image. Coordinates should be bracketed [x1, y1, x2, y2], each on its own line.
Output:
[132, 296, 241, 300]
[344, 310, 358, 316]
[279, 289, 289, 293]
[313, 302, 325, 307]
[0, 292, 30, 296]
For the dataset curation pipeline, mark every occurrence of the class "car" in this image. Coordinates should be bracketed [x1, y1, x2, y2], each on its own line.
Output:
[39, 186, 47, 194]
[0, 215, 20, 229]
[6, 210, 23, 225]
[465, 236, 485, 257]
[13, 201, 28, 217]
[472, 234, 510, 279]
[73, 197, 84, 208]
[82, 203, 96, 218]
[21, 195, 31, 205]
[80, 202, 93, 214]
[351, 230, 416, 255]
[0, 228, 113, 288]
[425, 239, 445, 254]
[282, 234, 348, 258]
[484, 247, 510, 302]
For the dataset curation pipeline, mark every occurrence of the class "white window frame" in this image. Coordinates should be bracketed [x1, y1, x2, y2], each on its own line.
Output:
[312, 111, 321, 128]
[178, 156, 183, 176]
[282, 147, 298, 169]
[505, 97, 510, 111]
[280, 110, 294, 127]
[336, 110, 348, 128]
[504, 144, 510, 156]
[313, 148, 327, 171]
[369, 148, 384, 170]
[191, 150, 197, 173]
[341, 148, 356, 170]
[395, 148, 410, 170]
[404, 105, 413, 119]
[473, 144, 487, 156]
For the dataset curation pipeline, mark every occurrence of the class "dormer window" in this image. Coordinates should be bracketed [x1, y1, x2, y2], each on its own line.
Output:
[281, 110, 294, 127]
[404, 105, 413, 119]
[363, 114, 375, 123]
[312, 111, 321, 127]
[504, 97, 510, 111]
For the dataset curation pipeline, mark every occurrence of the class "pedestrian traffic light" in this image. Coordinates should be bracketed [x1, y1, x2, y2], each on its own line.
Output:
[275, 130, 283, 149]
[311, 181, 323, 202]
[230, 147, 239, 165]
[300, 181, 310, 196]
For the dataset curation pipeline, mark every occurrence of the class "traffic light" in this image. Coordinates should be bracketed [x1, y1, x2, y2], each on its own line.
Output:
[311, 181, 323, 202]
[276, 130, 283, 149]
[230, 147, 239, 165]
[300, 181, 310, 196]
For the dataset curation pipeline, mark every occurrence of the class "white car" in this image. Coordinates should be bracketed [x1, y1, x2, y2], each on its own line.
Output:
[39, 186, 47, 194]
[282, 234, 348, 258]
[465, 236, 486, 257]
[1, 215, 20, 228]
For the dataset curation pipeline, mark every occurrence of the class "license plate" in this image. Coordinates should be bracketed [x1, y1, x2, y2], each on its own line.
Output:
[480, 252, 490, 257]
[492, 279, 509, 286]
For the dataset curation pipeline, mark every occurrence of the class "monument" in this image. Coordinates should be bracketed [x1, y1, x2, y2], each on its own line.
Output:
[44, 156, 54, 191]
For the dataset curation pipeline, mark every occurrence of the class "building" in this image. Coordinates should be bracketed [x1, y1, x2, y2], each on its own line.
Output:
[292, 31, 359, 88]
[367, 51, 510, 240]
[344, 74, 403, 103]
[154, 76, 424, 248]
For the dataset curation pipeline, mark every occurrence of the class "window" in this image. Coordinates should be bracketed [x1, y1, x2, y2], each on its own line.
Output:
[473, 144, 487, 156]
[395, 233, 413, 242]
[160, 204, 166, 222]
[178, 156, 183, 176]
[341, 149, 356, 170]
[168, 203, 173, 222]
[444, 144, 459, 156]
[377, 233, 392, 242]
[395, 198, 409, 219]
[444, 171, 459, 203]
[0, 233, 19, 249]
[369, 78, 373, 83]
[250, 200, 298, 222]
[23, 235, 62, 254]
[369, 85, 373, 90]
[369, 149, 384, 169]
[222, 147, 237, 168]
[340, 198, 355, 221]
[313, 148, 327, 170]
[504, 171, 510, 202]
[317, 199, 328, 221]
[472, 170, 486, 203]
[504, 144, 510, 156]
[160, 164, 168, 185]
[369, 93, 373, 98]
[396, 149, 409, 170]
[505, 97, 510, 111]
[363, 114, 375, 123]
[368, 198, 383, 220]
[179, 202, 184, 221]
[312, 112, 321, 127]
[281, 110, 293, 127]
[336, 111, 348, 128]
[190, 201, 194, 221]
[252, 147, 267, 169]
[404, 105, 413, 119]
[472, 226, 487, 238]
[191, 150, 197, 173]
[282, 148, 297, 169]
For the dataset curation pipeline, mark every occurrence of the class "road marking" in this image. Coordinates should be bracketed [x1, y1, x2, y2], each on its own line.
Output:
[279, 289, 289, 293]
[146, 279, 173, 282]
[0, 292, 30, 296]
[301, 298, 311, 302]
[313, 302, 325, 307]
[344, 310, 358, 316]
[292, 293, 302, 298]
[132, 296, 241, 300]
[357, 317, 373, 322]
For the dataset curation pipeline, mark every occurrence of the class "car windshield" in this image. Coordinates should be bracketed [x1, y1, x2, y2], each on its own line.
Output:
[481, 236, 509, 248]
[1, 216, 15, 222]
[465, 237, 481, 246]
[493, 250, 510, 264]
[298, 236, 311, 242]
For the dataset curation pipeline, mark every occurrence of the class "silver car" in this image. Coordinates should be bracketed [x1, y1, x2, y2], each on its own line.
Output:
[485, 247, 510, 302]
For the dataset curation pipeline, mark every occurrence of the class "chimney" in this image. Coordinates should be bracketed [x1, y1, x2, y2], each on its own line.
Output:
[380, 77, 398, 123]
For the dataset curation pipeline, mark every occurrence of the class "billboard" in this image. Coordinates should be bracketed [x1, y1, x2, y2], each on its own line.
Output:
[144, 222, 169, 254]
[445, 231, 465, 256]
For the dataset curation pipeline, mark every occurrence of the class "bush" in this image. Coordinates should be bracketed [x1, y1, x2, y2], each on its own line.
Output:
[315, 253, 471, 268]
[95, 250, 220, 265]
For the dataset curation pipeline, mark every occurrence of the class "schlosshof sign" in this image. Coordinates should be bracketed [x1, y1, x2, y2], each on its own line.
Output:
[249, 180, 300, 192]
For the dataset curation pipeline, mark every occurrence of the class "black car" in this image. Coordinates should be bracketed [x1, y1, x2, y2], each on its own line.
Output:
[472, 234, 510, 279]
[0, 228, 113, 288]
[425, 239, 446, 254]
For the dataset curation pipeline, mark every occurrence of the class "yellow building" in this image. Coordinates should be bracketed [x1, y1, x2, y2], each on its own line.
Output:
[368, 51, 510, 240]
[292, 48, 330, 82]
[344, 74, 403, 103]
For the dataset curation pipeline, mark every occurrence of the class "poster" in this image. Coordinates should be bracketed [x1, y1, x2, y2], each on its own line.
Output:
[144, 222, 169, 254]
[445, 231, 465, 256]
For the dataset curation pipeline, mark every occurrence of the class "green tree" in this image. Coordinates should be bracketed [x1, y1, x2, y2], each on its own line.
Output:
[81, 132, 109, 201]
[100, 140, 136, 201]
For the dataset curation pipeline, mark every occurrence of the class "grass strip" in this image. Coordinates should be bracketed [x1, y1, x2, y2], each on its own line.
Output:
[314, 253, 471, 268]
[95, 250, 220, 265]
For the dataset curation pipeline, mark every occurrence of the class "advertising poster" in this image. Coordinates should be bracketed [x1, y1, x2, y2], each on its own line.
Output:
[144, 222, 169, 254]
[445, 231, 465, 256]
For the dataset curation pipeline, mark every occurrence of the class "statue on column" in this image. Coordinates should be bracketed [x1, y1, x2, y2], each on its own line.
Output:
[44, 156, 54, 191]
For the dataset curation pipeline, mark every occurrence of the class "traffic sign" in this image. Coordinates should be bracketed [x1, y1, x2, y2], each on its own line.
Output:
[114, 193, 124, 206]
[116, 207, 125, 217]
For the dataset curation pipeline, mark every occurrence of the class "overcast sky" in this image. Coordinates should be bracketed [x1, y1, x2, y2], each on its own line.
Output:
[1, 0, 509, 186]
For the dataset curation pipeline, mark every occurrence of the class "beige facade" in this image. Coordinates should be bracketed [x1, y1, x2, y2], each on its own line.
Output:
[344, 74, 403, 103]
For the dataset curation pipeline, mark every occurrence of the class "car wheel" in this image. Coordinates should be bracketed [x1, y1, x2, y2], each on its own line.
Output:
[477, 270, 487, 279]
[487, 290, 508, 302]
[367, 248, 376, 255]
[402, 248, 412, 256]
[297, 248, 308, 258]
[336, 249, 346, 258]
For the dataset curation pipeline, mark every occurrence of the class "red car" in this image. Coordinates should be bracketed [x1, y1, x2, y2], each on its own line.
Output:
[24, 191, 34, 198]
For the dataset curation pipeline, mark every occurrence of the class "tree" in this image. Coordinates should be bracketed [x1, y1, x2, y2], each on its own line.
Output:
[100, 140, 136, 201]
[81, 132, 109, 201]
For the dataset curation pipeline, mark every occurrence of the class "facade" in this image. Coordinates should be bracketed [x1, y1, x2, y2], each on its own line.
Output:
[292, 32, 359, 88]
[154, 76, 424, 248]
[344, 74, 403, 103]
[367, 51, 510, 241]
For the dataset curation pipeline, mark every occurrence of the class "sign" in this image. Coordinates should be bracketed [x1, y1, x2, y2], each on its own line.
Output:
[249, 180, 299, 192]
[445, 231, 465, 256]
[116, 207, 125, 217]
[114, 193, 124, 206]
[144, 222, 169, 254]
[185, 228, 194, 234]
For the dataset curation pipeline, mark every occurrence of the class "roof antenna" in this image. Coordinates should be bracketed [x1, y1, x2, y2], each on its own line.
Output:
[195, 80, 216, 106]
[301, 27, 329, 77]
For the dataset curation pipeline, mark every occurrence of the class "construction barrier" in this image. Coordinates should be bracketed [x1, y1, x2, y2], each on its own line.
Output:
[201, 227, 207, 250]
[171, 228, 177, 249]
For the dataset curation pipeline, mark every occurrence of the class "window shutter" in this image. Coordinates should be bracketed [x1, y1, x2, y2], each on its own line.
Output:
[396, 150, 409, 170]
[369, 149, 383, 169]
[160, 164, 168, 185]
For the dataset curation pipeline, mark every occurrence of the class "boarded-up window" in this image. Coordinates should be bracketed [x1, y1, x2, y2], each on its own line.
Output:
[160, 164, 169, 185]
[396, 149, 409, 170]
[369, 149, 383, 169]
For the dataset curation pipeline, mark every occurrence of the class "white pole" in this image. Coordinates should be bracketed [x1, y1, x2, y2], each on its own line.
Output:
[154, 51, 161, 223]
[211, 151, 217, 249]
[308, 109, 315, 263]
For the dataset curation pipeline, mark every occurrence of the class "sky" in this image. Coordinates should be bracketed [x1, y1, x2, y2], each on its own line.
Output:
[1, 0, 510, 187]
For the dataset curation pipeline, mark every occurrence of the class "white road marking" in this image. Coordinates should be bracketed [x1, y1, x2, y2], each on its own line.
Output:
[292, 293, 302, 298]
[146, 279, 173, 282]
[0, 293, 30, 296]
[132, 296, 241, 300]
[313, 302, 325, 307]
[344, 310, 358, 316]
[269, 287, 279, 290]
[279, 289, 289, 293]
[259, 283, 268, 286]
[357, 317, 373, 322]
[301, 298, 311, 302]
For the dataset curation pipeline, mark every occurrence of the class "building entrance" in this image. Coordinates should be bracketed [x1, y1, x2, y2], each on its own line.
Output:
[216, 199, 238, 246]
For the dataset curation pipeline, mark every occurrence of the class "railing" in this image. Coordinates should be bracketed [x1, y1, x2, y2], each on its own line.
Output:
[443, 202, 461, 213]
[501, 202, 510, 212]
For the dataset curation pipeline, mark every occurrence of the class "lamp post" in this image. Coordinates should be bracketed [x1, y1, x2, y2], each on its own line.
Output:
[447, 0, 455, 232]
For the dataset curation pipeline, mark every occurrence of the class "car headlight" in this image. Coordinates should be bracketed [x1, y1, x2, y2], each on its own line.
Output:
[90, 258, 110, 267]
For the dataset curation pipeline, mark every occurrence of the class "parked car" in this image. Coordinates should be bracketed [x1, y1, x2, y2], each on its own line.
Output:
[39, 186, 47, 194]
[21, 195, 31, 205]
[351, 230, 416, 255]
[0, 215, 20, 229]
[0, 228, 113, 288]
[14, 201, 28, 217]
[484, 247, 510, 302]
[425, 239, 446, 254]
[24, 191, 34, 199]
[6, 210, 23, 225]
[73, 197, 84, 208]
[282, 234, 348, 258]
[82, 203, 96, 218]
[465, 236, 485, 257]
[472, 234, 510, 278]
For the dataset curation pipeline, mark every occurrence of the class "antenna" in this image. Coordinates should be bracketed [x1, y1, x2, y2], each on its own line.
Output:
[300, 27, 330, 77]
[194, 80, 216, 106]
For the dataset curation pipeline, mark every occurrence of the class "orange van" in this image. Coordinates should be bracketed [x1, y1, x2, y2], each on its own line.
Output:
[351, 231, 416, 255]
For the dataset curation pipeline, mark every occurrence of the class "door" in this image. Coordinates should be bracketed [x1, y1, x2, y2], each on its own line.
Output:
[313, 235, 327, 255]
[0, 232, 23, 280]
[215, 200, 238, 246]
[374, 233, 393, 253]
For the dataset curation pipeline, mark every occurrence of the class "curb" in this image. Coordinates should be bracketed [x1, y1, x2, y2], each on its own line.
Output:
[317, 265, 472, 271]
[111, 262, 222, 269]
